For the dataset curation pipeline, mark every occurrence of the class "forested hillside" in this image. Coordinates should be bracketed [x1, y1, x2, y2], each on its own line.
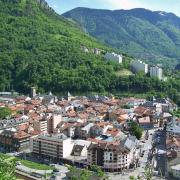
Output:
[0, 0, 116, 93]
[63, 7, 180, 69]
[0, 0, 180, 105]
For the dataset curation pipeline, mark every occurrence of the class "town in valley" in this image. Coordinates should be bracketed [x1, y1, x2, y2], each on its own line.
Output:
[0, 87, 179, 180]
[0, 0, 180, 180]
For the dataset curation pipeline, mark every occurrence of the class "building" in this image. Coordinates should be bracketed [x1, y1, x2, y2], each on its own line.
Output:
[32, 134, 74, 159]
[80, 123, 95, 139]
[0, 117, 29, 130]
[131, 60, 148, 74]
[93, 48, 102, 55]
[33, 119, 47, 133]
[104, 52, 123, 64]
[170, 164, 180, 179]
[87, 135, 139, 172]
[32, 134, 91, 163]
[150, 66, 163, 80]
[0, 128, 30, 152]
[47, 114, 62, 134]
[166, 136, 180, 152]
[108, 108, 127, 122]
[138, 116, 154, 130]
[167, 118, 180, 136]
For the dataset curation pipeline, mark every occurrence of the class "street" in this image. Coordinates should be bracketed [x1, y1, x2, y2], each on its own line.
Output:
[154, 129, 167, 177]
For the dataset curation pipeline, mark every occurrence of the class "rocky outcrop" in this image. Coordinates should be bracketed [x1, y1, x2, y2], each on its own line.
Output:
[36, 0, 54, 12]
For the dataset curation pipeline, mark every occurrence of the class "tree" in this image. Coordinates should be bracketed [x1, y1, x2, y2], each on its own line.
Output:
[0, 155, 16, 180]
[129, 176, 137, 180]
[67, 165, 92, 180]
[128, 121, 143, 140]
[90, 164, 104, 177]
[0, 107, 12, 120]
[80, 169, 92, 180]
[144, 165, 153, 180]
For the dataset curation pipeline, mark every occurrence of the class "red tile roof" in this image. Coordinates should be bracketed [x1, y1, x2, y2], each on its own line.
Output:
[105, 128, 120, 137]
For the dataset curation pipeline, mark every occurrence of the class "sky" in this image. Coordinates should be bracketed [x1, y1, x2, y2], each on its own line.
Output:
[46, 0, 180, 16]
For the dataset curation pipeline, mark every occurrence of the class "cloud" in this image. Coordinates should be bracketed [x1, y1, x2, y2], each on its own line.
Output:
[103, 0, 144, 9]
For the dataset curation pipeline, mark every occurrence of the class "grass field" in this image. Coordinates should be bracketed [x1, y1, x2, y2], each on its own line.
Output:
[19, 159, 54, 170]
[115, 69, 134, 76]
[0, 153, 53, 171]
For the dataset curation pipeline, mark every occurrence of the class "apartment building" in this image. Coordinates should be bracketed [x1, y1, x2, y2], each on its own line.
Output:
[87, 136, 139, 172]
[88, 143, 134, 172]
[33, 119, 47, 133]
[0, 128, 30, 152]
[32, 134, 74, 159]
[150, 66, 163, 80]
[131, 60, 148, 74]
[47, 114, 62, 134]
[105, 52, 123, 64]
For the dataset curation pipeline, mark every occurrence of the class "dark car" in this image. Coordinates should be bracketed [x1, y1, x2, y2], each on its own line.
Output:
[53, 169, 59, 173]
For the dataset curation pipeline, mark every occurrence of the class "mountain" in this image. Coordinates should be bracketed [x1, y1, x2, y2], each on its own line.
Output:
[0, 0, 180, 105]
[0, 0, 117, 94]
[63, 7, 180, 68]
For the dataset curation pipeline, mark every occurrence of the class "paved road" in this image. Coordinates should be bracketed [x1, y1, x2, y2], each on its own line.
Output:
[154, 129, 167, 177]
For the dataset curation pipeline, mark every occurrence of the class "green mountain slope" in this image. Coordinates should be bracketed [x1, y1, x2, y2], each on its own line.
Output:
[0, 0, 117, 93]
[0, 0, 180, 105]
[63, 7, 180, 68]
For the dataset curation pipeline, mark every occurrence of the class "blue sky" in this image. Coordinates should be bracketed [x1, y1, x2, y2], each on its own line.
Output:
[46, 0, 180, 16]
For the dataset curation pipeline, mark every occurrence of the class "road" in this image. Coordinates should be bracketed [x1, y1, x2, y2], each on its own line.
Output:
[50, 165, 68, 180]
[154, 129, 167, 177]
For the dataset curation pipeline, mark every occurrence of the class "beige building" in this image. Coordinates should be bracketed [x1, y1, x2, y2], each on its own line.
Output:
[33, 119, 47, 133]
[47, 114, 62, 134]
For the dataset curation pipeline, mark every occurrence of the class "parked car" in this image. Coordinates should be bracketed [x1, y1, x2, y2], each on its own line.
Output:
[50, 164, 56, 167]
[53, 169, 59, 173]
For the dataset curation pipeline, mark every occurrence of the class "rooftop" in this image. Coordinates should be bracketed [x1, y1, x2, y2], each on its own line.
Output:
[171, 164, 180, 171]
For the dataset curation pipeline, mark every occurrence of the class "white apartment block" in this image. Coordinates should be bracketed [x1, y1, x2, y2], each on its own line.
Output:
[105, 52, 123, 63]
[150, 66, 163, 80]
[131, 60, 148, 74]
[87, 143, 137, 172]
